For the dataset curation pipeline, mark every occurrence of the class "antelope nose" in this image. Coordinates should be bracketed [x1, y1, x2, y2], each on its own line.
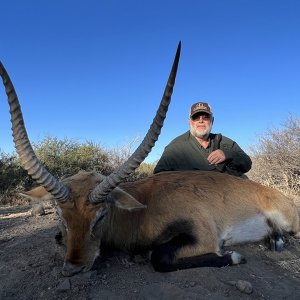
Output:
[62, 261, 84, 277]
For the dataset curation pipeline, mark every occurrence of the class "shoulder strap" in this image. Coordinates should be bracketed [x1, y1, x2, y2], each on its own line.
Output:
[212, 134, 222, 151]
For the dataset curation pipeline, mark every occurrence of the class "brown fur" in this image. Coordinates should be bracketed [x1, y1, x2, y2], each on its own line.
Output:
[22, 170, 300, 275]
[116, 171, 299, 257]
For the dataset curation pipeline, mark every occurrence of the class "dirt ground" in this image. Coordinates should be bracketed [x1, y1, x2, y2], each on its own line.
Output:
[1, 202, 300, 300]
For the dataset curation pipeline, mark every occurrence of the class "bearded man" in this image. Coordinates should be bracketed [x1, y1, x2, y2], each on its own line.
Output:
[154, 102, 252, 177]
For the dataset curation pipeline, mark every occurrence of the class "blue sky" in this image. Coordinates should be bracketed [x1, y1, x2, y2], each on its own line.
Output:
[1, 0, 299, 163]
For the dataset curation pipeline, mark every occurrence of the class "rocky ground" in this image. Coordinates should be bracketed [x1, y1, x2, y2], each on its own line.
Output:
[1, 203, 300, 300]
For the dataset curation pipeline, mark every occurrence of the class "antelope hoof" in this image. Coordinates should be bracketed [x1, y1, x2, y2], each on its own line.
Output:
[275, 237, 284, 252]
[270, 236, 284, 252]
[229, 251, 246, 265]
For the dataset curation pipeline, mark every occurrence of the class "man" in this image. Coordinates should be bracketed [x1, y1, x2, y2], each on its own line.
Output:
[154, 102, 252, 177]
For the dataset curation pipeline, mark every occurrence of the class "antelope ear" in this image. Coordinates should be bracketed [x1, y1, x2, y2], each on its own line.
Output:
[19, 186, 55, 202]
[109, 187, 147, 211]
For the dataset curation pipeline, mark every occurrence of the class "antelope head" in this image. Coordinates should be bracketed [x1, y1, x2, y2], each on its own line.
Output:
[0, 43, 181, 276]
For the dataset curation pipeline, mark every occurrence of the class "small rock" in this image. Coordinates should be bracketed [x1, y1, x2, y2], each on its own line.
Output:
[56, 278, 71, 292]
[235, 280, 253, 294]
[31, 204, 45, 216]
[227, 281, 236, 286]
[79, 270, 97, 280]
[132, 253, 149, 264]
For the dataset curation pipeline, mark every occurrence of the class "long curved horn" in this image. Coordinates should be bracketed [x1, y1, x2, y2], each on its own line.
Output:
[89, 42, 181, 203]
[0, 62, 70, 202]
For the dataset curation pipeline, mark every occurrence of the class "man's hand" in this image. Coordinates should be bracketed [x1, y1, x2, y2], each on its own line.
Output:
[207, 149, 226, 165]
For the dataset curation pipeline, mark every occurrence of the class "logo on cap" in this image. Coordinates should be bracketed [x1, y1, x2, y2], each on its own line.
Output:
[189, 102, 212, 117]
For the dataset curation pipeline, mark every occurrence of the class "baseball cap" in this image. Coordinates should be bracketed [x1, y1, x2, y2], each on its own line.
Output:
[189, 102, 213, 118]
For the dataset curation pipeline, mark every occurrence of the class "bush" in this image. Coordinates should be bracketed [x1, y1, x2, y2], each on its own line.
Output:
[0, 151, 33, 204]
[33, 137, 114, 178]
[124, 162, 156, 182]
[137, 162, 156, 176]
[0, 136, 154, 205]
[248, 115, 300, 197]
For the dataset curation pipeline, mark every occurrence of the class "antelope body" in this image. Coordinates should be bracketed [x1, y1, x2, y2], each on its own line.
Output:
[1, 43, 299, 277]
[22, 170, 299, 276]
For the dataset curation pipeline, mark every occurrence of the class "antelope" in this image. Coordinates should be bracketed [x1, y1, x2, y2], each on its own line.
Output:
[1, 43, 299, 277]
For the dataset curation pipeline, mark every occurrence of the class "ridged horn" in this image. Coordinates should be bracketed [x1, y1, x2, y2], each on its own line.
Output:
[0, 62, 70, 202]
[89, 41, 181, 203]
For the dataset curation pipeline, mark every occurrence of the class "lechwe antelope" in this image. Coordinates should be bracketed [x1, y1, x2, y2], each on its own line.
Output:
[1, 43, 299, 277]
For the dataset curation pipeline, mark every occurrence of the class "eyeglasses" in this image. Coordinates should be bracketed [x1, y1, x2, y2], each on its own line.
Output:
[191, 113, 211, 121]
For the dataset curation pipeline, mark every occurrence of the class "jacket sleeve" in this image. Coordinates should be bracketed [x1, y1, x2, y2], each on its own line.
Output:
[153, 145, 177, 173]
[221, 139, 252, 173]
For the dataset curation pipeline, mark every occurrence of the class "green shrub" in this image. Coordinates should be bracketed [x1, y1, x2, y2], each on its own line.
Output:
[0, 151, 33, 204]
[33, 136, 114, 178]
[0, 136, 155, 205]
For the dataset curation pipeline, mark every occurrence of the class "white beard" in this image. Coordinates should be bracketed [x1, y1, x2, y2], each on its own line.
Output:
[190, 123, 212, 139]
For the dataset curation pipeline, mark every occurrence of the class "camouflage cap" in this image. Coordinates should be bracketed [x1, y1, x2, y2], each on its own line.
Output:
[189, 102, 213, 117]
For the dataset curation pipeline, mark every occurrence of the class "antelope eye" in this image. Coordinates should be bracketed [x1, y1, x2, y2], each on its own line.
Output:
[95, 212, 106, 225]
[90, 208, 108, 232]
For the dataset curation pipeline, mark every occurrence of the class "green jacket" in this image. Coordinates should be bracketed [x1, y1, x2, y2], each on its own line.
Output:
[154, 131, 252, 177]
